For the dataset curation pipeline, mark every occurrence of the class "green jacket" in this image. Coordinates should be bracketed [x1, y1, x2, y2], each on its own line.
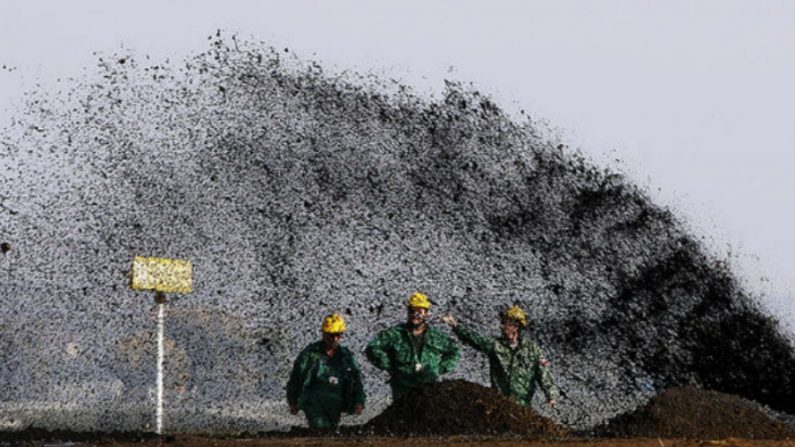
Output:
[286, 341, 366, 414]
[453, 325, 558, 406]
[366, 324, 460, 400]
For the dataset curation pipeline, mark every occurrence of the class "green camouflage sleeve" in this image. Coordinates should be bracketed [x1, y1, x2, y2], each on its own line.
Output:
[533, 344, 559, 401]
[365, 329, 393, 372]
[286, 348, 310, 406]
[453, 325, 496, 354]
[438, 331, 460, 375]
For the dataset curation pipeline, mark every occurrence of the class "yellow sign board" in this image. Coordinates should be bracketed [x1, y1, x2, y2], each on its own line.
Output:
[131, 256, 193, 294]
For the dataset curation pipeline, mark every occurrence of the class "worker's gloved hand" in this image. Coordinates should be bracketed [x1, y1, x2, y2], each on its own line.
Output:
[354, 404, 364, 415]
[289, 404, 299, 415]
[548, 399, 557, 408]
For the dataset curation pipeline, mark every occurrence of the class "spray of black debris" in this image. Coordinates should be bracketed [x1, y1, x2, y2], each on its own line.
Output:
[0, 34, 792, 432]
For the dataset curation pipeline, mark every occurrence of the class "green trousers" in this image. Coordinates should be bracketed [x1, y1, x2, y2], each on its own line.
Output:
[304, 405, 342, 428]
[302, 389, 344, 428]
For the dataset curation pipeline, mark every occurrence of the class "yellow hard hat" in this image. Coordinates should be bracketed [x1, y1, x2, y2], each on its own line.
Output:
[503, 305, 527, 327]
[406, 292, 431, 309]
[321, 313, 347, 333]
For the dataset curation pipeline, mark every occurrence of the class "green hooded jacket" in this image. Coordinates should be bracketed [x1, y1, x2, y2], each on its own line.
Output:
[286, 341, 366, 417]
[453, 325, 558, 406]
[366, 323, 460, 400]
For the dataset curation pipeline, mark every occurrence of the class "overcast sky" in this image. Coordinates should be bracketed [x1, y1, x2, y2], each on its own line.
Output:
[1, 0, 793, 327]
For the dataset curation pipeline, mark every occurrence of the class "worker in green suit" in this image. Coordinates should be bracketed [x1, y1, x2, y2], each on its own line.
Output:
[366, 292, 460, 401]
[442, 305, 558, 408]
[286, 313, 365, 428]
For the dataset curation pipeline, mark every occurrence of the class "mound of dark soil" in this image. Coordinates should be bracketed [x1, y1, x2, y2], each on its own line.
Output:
[363, 380, 568, 438]
[596, 385, 794, 439]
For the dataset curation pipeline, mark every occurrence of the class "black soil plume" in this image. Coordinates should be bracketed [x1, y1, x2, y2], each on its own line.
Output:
[1, 34, 793, 431]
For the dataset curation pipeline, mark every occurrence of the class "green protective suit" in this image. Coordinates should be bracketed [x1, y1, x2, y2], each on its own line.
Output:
[453, 325, 558, 406]
[365, 323, 460, 400]
[286, 341, 366, 428]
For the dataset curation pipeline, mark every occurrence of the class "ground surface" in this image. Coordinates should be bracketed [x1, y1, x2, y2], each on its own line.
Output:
[77, 436, 795, 447]
[4, 383, 794, 446]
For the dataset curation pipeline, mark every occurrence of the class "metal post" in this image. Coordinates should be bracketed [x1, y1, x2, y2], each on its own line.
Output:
[130, 257, 191, 435]
[155, 292, 167, 435]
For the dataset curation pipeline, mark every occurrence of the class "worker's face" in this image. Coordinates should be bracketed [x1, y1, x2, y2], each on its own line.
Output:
[500, 318, 520, 341]
[407, 307, 428, 327]
[322, 331, 343, 350]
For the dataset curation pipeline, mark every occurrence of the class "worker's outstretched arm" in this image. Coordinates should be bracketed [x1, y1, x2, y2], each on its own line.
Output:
[452, 325, 495, 355]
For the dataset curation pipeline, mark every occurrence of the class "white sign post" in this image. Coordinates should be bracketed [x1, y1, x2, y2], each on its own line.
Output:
[130, 256, 193, 435]
[155, 292, 166, 435]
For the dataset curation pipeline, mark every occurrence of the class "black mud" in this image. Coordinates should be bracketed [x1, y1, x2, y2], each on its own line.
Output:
[595, 385, 795, 439]
[363, 380, 568, 437]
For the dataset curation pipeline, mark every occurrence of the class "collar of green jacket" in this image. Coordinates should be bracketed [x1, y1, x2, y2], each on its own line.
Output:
[399, 323, 446, 340]
[496, 335, 527, 350]
[307, 340, 354, 359]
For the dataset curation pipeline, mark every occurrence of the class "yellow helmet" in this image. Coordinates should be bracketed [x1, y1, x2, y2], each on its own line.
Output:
[406, 292, 431, 309]
[503, 305, 527, 327]
[321, 313, 347, 333]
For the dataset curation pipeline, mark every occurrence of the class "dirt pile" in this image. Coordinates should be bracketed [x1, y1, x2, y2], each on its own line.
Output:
[596, 385, 795, 439]
[363, 380, 568, 438]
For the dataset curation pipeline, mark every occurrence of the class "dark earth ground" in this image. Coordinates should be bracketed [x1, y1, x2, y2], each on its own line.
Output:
[2, 381, 793, 446]
[3, 434, 795, 447]
[85, 437, 795, 447]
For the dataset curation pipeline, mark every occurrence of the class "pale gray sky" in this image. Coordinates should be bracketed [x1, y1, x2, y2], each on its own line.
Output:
[1, 0, 793, 326]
